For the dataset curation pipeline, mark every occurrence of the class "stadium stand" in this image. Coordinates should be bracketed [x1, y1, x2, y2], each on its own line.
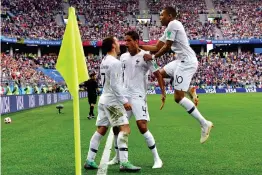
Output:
[1, 52, 261, 92]
[214, 0, 262, 39]
[146, 0, 216, 40]
[2, 0, 261, 40]
[1, 53, 55, 84]
[1, 0, 64, 40]
[1, 0, 143, 40]
[1, 0, 262, 95]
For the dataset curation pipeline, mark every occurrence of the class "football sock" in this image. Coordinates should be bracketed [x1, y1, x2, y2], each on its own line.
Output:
[179, 97, 207, 126]
[118, 131, 128, 163]
[143, 130, 160, 161]
[114, 134, 119, 160]
[87, 131, 103, 161]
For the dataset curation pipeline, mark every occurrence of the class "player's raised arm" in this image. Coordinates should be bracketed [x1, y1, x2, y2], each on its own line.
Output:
[154, 70, 166, 110]
[143, 39, 173, 61]
[151, 40, 173, 60]
[144, 7, 180, 61]
[147, 60, 166, 109]
[140, 40, 165, 52]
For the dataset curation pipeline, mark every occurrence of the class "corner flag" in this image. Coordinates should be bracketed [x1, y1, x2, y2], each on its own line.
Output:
[56, 7, 89, 175]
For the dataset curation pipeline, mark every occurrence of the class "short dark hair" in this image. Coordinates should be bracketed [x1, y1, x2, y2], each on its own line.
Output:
[164, 6, 178, 18]
[102, 36, 115, 53]
[90, 72, 96, 78]
[125, 31, 139, 41]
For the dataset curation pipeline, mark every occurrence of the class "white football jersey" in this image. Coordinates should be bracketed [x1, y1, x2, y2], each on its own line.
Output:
[120, 50, 159, 98]
[159, 20, 197, 63]
[99, 55, 128, 105]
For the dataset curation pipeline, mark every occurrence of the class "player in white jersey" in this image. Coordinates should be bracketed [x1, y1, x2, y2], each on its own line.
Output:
[108, 31, 166, 169]
[84, 36, 141, 172]
[140, 6, 213, 144]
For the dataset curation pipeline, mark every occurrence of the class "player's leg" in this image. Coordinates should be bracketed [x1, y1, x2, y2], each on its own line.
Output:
[167, 61, 213, 143]
[136, 120, 163, 168]
[84, 103, 109, 169]
[117, 124, 141, 172]
[174, 90, 213, 143]
[108, 110, 132, 165]
[90, 104, 95, 118]
[87, 96, 92, 119]
[105, 104, 141, 172]
[159, 67, 171, 78]
[107, 126, 120, 165]
[91, 95, 97, 117]
[132, 98, 163, 168]
[187, 86, 199, 106]
[84, 126, 108, 169]
[88, 95, 97, 119]
[160, 62, 199, 106]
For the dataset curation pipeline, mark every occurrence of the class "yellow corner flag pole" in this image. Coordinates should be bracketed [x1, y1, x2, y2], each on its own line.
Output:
[55, 7, 89, 175]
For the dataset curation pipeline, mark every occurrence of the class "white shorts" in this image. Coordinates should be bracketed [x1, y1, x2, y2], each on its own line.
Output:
[164, 60, 198, 91]
[96, 103, 129, 127]
[126, 97, 150, 121]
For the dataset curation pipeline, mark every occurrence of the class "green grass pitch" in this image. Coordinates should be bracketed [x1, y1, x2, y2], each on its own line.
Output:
[1, 93, 262, 175]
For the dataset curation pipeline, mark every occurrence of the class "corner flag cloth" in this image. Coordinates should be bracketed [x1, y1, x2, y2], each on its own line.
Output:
[56, 7, 89, 175]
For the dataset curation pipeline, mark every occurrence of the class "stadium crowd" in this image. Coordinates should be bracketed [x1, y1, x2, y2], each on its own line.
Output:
[148, 52, 262, 89]
[1, 0, 64, 40]
[192, 52, 262, 89]
[1, 0, 143, 41]
[146, 0, 217, 40]
[1, 53, 55, 84]
[1, 52, 261, 91]
[214, 0, 262, 39]
[2, 0, 261, 40]
[1, 0, 262, 95]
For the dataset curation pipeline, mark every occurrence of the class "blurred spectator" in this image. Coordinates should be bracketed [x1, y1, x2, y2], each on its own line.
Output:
[214, 0, 262, 39]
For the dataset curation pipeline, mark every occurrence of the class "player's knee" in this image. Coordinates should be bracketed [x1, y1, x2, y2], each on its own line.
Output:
[160, 68, 169, 78]
[112, 126, 120, 135]
[119, 124, 131, 135]
[117, 131, 129, 144]
[137, 121, 148, 134]
[97, 126, 108, 136]
[174, 96, 181, 103]
[174, 91, 185, 103]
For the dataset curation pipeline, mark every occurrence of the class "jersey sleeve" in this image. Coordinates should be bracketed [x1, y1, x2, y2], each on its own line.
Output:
[165, 21, 179, 41]
[110, 61, 128, 104]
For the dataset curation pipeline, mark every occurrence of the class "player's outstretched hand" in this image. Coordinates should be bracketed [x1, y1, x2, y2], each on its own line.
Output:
[123, 103, 132, 111]
[160, 94, 166, 110]
[143, 54, 153, 61]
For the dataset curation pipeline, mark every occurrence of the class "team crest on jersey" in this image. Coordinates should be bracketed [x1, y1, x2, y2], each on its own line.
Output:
[136, 60, 140, 64]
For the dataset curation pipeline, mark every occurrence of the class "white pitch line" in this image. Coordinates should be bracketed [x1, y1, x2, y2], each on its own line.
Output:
[97, 128, 114, 175]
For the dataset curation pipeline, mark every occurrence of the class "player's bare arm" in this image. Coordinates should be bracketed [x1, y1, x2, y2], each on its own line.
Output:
[143, 40, 173, 61]
[140, 40, 165, 52]
[153, 70, 166, 110]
